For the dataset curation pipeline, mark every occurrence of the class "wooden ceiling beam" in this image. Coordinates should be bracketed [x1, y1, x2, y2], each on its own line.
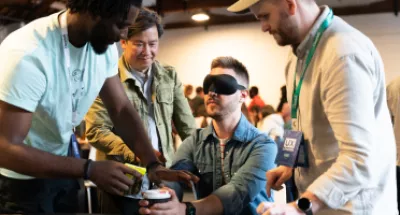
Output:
[0, 0, 43, 7]
[151, 0, 237, 13]
[332, 0, 394, 16]
[164, 0, 395, 29]
[165, 14, 256, 29]
[27, 0, 53, 21]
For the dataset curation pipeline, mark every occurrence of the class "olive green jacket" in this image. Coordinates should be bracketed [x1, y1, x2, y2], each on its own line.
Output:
[85, 57, 196, 167]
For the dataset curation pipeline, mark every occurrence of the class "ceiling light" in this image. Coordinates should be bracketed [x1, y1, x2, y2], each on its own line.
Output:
[191, 13, 210, 22]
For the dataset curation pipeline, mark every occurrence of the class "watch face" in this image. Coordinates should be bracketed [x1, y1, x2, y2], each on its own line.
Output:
[298, 198, 311, 210]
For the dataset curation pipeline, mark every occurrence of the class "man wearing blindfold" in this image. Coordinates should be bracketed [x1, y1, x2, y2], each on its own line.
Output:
[138, 56, 278, 215]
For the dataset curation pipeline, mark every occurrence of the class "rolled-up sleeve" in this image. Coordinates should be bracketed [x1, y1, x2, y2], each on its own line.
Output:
[213, 138, 277, 215]
[307, 54, 379, 209]
[85, 96, 135, 163]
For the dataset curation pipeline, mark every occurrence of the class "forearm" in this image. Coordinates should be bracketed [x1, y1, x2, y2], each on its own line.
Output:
[190, 194, 224, 215]
[86, 125, 135, 162]
[109, 103, 157, 166]
[0, 136, 85, 178]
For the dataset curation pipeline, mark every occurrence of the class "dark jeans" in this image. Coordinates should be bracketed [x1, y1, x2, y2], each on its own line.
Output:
[0, 174, 80, 213]
[98, 190, 140, 215]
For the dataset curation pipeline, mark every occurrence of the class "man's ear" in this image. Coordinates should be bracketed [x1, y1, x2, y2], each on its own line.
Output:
[120, 39, 128, 50]
[285, 0, 297, 16]
[240, 90, 248, 103]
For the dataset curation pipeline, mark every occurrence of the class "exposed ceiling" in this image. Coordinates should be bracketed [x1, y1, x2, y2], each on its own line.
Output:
[0, 0, 398, 29]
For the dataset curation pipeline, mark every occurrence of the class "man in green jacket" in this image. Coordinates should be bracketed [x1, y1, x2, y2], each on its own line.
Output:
[85, 8, 196, 215]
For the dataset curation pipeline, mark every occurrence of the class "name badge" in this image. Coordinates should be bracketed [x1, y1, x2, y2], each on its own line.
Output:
[275, 130, 303, 167]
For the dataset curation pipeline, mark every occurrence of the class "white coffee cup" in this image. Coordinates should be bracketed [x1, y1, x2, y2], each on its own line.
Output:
[143, 189, 171, 206]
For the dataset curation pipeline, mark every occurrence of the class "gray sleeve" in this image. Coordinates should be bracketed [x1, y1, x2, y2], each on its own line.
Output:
[172, 133, 197, 165]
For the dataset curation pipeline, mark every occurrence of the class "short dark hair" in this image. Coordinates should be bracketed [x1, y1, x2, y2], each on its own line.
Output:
[184, 85, 193, 95]
[261, 105, 275, 118]
[211, 57, 249, 87]
[250, 86, 259, 95]
[67, 0, 142, 19]
[127, 8, 164, 39]
[196, 87, 203, 94]
[277, 85, 288, 112]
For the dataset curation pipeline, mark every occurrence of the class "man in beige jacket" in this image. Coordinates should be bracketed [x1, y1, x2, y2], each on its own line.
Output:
[228, 0, 397, 214]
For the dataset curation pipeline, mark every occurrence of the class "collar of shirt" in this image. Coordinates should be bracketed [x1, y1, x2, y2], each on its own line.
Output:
[203, 114, 254, 143]
[296, 5, 331, 59]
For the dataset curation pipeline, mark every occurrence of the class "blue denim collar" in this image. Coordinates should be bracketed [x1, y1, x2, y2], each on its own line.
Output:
[203, 114, 253, 143]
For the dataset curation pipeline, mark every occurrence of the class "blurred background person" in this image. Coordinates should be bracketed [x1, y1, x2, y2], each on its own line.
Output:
[184, 84, 194, 103]
[191, 86, 206, 118]
[260, 86, 291, 144]
[248, 86, 266, 112]
[256, 105, 276, 128]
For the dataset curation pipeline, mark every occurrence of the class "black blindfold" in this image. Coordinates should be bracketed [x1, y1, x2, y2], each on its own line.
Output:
[203, 74, 246, 95]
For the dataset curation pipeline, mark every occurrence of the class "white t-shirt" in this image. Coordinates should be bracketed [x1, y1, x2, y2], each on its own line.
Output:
[0, 11, 118, 179]
[260, 113, 284, 142]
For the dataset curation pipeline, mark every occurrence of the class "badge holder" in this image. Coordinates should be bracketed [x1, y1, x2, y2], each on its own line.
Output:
[275, 130, 302, 167]
[276, 130, 309, 168]
[70, 128, 81, 158]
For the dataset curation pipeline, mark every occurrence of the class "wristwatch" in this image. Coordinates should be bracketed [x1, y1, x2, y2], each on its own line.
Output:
[297, 197, 313, 215]
[184, 202, 196, 215]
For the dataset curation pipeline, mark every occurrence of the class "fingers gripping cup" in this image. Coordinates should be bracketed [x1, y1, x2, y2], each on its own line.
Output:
[143, 189, 171, 207]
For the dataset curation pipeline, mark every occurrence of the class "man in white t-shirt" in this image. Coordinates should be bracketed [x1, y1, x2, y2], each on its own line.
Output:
[0, 0, 197, 213]
[260, 101, 290, 144]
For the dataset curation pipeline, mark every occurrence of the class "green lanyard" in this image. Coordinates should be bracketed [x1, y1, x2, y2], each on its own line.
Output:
[291, 9, 334, 119]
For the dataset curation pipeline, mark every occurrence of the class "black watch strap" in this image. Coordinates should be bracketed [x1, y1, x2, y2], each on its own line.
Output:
[297, 197, 313, 215]
[304, 210, 313, 215]
[184, 202, 196, 215]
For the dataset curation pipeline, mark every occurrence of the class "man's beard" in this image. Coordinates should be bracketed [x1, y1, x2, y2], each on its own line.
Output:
[206, 99, 239, 121]
[90, 39, 109, 54]
[89, 23, 113, 54]
[273, 11, 299, 47]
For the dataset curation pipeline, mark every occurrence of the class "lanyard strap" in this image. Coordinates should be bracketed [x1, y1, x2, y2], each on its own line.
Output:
[60, 11, 88, 128]
[291, 9, 334, 119]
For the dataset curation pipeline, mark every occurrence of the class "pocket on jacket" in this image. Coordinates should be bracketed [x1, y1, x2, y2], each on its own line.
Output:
[157, 88, 174, 119]
[196, 162, 214, 198]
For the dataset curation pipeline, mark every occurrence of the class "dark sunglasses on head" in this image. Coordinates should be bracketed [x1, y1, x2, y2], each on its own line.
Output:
[203, 74, 246, 95]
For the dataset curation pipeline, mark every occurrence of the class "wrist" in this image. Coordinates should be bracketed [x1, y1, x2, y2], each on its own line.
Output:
[183, 201, 196, 215]
[300, 191, 325, 213]
[146, 160, 163, 173]
[180, 202, 187, 215]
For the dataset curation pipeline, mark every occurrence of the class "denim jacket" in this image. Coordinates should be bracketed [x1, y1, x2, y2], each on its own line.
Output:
[85, 57, 196, 167]
[172, 114, 277, 215]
